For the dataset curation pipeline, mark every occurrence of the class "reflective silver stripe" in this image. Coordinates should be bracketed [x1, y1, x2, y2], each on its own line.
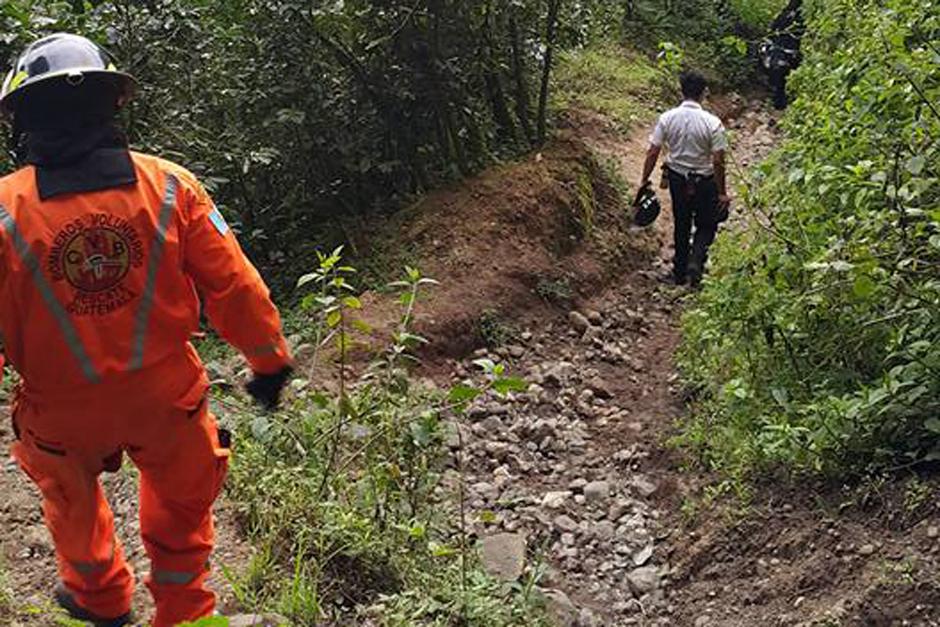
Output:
[71, 559, 109, 576]
[129, 174, 178, 371]
[70, 544, 115, 577]
[0, 205, 100, 383]
[152, 569, 198, 585]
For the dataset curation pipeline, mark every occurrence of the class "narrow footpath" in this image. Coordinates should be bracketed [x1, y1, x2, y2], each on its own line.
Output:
[445, 98, 782, 626]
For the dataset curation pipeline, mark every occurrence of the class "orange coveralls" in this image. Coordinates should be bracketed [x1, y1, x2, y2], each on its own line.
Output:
[0, 153, 291, 626]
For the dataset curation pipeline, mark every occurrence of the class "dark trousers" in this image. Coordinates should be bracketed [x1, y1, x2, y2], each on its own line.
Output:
[667, 168, 719, 281]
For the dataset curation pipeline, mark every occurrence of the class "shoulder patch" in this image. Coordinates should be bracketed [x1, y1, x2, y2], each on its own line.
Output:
[208, 208, 230, 236]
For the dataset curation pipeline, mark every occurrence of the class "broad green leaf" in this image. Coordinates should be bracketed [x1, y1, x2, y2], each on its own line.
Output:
[493, 377, 528, 396]
[296, 273, 318, 289]
[448, 384, 481, 403]
[473, 358, 497, 374]
[905, 155, 926, 176]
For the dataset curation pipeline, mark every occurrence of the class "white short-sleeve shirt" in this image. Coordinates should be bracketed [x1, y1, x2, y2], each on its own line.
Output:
[650, 101, 728, 176]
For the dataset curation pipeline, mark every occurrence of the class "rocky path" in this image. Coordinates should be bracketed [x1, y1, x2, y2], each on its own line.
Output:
[447, 98, 781, 626]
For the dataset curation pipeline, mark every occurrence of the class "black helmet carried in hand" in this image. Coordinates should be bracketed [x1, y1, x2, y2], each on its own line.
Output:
[1, 33, 136, 128]
[633, 183, 661, 227]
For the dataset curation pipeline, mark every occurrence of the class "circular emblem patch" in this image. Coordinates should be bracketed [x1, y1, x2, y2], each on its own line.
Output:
[62, 226, 131, 293]
[48, 215, 145, 317]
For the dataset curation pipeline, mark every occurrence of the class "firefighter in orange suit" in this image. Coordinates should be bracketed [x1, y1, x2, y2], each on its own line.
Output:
[0, 34, 293, 627]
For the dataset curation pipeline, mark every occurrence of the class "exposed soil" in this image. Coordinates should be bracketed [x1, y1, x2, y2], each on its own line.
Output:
[349, 128, 658, 364]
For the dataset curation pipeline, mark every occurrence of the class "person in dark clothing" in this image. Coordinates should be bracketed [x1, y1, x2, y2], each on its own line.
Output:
[640, 71, 730, 287]
[760, 0, 804, 109]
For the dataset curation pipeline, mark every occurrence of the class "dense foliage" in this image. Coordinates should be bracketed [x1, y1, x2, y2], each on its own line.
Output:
[680, 0, 940, 477]
[2, 0, 576, 289]
[1, 0, 782, 292]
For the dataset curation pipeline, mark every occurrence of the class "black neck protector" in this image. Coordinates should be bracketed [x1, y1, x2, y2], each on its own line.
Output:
[25, 123, 137, 200]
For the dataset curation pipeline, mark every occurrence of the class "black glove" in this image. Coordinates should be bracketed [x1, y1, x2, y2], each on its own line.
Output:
[245, 366, 293, 411]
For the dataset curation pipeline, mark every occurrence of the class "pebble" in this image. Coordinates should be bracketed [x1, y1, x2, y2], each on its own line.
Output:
[583, 480, 611, 503]
[543, 491, 572, 509]
[554, 514, 579, 533]
[569, 311, 591, 333]
[626, 565, 661, 596]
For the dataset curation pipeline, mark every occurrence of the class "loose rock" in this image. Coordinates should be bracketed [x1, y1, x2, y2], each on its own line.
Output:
[583, 480, 611, 504]
[543, 588, 579, 627]
[569, 311, 591, 334]
[543, 491, 572, 509]
[481, 533, 527, 581]
[626, 566, 661, 596]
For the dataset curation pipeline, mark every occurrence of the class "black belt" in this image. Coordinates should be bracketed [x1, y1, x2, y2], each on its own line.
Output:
[666, 165, 714, 182]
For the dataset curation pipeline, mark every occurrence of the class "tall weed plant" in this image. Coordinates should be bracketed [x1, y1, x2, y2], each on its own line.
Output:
[223, 250, 545, 625]
[679, 0, 940, 478]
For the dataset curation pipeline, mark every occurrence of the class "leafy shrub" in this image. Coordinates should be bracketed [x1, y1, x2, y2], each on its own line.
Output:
[0, 0, 569, 293]
[222, 251, 542, 624]
[679, 0, 940, 477]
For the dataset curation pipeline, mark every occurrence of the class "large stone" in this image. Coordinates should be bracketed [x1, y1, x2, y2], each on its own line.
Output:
[228, 614, 289, 627]
[543, 588, 579, 627]
[583, 481, 611, 504]
[632, 544, 654, 566]
[554, 514, 579, 533]
[568, 311, 591, 334]
[543, 491, 573, 509]
[630, 476, 658, 498]
[626, 566, 661, 596]
[481, 533, 527, 581]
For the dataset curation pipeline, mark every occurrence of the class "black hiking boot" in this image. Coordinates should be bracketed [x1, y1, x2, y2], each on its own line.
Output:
[660, 270, 688, 286]
[54, 584, 134, 627]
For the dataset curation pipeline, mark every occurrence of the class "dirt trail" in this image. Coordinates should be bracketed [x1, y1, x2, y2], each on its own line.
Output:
[4, 94, 937, 627]
[451, 98, 940, 627]
[441, 96, 783, 626]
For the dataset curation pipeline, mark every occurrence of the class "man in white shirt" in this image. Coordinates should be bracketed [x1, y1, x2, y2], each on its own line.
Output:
[640, 71, 731, 286]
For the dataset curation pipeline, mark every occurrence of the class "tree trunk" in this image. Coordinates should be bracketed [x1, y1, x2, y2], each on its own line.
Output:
[482, 1, 518, 142]
[537, 0, 562, 145]
[509, 11, 535, 145]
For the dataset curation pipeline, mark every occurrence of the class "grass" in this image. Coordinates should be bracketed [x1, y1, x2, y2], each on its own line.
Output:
[553, 46, 662, 130]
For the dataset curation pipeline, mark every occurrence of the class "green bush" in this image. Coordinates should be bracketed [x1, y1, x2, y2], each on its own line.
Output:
[221, 251, 543, 624]
[679, 0, 940, 477]
[0, 0, 566, 292]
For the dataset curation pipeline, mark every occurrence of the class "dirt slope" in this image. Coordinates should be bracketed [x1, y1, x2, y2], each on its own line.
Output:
[350, 132, 659, 363]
